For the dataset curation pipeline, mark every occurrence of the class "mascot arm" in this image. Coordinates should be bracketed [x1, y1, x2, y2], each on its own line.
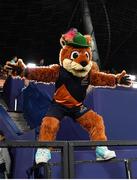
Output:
[4, 59, 60, 83]
[91, 70, 130, 87]
[91, 71, 116, 86]
[24, 64, 60, 83]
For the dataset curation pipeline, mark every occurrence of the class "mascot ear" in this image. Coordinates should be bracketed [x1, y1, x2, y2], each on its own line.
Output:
[84, 35, 95, 50]
[60, 35, 66, 48]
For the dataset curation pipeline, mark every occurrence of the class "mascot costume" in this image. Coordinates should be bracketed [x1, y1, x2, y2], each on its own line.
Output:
[5, 28, 131, 163]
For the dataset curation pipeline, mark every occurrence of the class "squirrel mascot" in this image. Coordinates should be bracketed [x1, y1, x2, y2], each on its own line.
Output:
[4, 28, 131, 163]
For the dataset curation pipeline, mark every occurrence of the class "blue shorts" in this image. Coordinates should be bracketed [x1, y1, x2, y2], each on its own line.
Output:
[46, 101, 90, 120]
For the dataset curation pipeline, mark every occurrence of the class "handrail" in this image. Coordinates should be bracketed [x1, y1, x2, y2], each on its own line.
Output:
[69, 140, 137, 147]
[1, 140, 137, 179]
[68, 140, 137, 179]
[0, 140, 68, 179]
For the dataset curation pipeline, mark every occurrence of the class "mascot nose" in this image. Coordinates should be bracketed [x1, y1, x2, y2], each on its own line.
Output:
[80, 61, 88, 67]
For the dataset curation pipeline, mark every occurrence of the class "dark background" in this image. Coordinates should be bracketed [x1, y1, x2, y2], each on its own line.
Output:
[0, 0, 137, 73]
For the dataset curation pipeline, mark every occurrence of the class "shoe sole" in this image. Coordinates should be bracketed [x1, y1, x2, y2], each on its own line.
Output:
[96, 152, 116, 161]
[96, 155, 116, 161]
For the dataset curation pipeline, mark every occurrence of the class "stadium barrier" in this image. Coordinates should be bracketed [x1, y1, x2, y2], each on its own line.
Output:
[1, 140, 137, 178]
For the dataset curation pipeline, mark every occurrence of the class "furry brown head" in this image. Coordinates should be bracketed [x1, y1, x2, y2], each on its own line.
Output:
[59, 29, 93, 77]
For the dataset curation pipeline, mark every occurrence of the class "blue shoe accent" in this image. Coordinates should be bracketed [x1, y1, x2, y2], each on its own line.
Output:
[96, 146, 107, 157]
[35, 148, 51, 164]
[96, 146, 116, 161]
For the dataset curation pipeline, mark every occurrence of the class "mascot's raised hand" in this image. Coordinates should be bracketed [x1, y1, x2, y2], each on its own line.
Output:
[115, 70, 131, 86]
[4, 28, 132, 164]
[4, 58, 26, 77]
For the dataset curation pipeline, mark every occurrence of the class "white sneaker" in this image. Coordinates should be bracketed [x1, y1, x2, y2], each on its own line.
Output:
[96, 146, 116, 161]
[35, 148, 51, 164]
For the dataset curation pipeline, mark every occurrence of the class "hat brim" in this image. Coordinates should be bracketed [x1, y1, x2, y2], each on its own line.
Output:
[66, 42, 91, 48]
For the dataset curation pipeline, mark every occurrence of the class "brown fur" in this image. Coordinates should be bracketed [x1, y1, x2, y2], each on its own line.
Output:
[4, 31, 128, 144]
[39, 117, 60, 141]
[25, 64, 60, 83]
[91, 61, 100, 73]
[25, 46, 118, 86]
[36, 43, 116, 141]
[59, 45, 92, 65]
[39, 110, 107, 141]
[91, 71, 116, 86]
[76, 110, 107, 141]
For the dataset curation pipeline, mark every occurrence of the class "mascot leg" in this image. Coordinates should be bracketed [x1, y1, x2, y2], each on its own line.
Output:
[35, 116, 60, 164]
[76, 110, 116, 161]
[39, 116, 60, 141]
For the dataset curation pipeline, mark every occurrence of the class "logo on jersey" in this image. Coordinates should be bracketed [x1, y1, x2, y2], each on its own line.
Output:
[80, 105, 88, 113]
[81, 76, 89, 86]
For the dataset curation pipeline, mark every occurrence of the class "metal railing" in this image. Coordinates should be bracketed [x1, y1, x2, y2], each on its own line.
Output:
[68, 140, 137, 179]
[1, 140, 137, 179]
[0, 140, 69, 179]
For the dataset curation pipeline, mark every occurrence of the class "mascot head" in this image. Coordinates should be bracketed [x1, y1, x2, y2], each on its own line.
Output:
[59, 28, 94, 77]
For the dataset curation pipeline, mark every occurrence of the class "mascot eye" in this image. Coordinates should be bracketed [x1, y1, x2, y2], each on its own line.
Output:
[85, 52, 90, 60]
[71, 51, 79, 59]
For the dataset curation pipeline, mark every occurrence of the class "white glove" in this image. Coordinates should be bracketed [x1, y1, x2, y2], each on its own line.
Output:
[35, 148, 51, 164]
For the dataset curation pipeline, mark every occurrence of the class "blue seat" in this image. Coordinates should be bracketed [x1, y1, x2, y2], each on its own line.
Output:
[92, 87, 137, 140]
[23, 82, 55, 129]
[3, 76, 24, 112]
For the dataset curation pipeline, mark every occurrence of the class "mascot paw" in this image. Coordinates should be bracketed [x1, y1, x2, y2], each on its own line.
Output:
[96, 146, 116, 161]
[116, 70, 131, 86]
[4, 59, 26, 76]
[35, 148, 51, 164]
[118, 75, 131, 86]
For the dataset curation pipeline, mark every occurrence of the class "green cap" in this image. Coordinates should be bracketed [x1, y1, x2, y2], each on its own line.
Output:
[66, 32, 91, 48]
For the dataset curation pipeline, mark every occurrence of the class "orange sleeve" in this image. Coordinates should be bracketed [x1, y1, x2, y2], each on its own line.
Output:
[90, 71, 116, 87]
[24, 64, 60, 83]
